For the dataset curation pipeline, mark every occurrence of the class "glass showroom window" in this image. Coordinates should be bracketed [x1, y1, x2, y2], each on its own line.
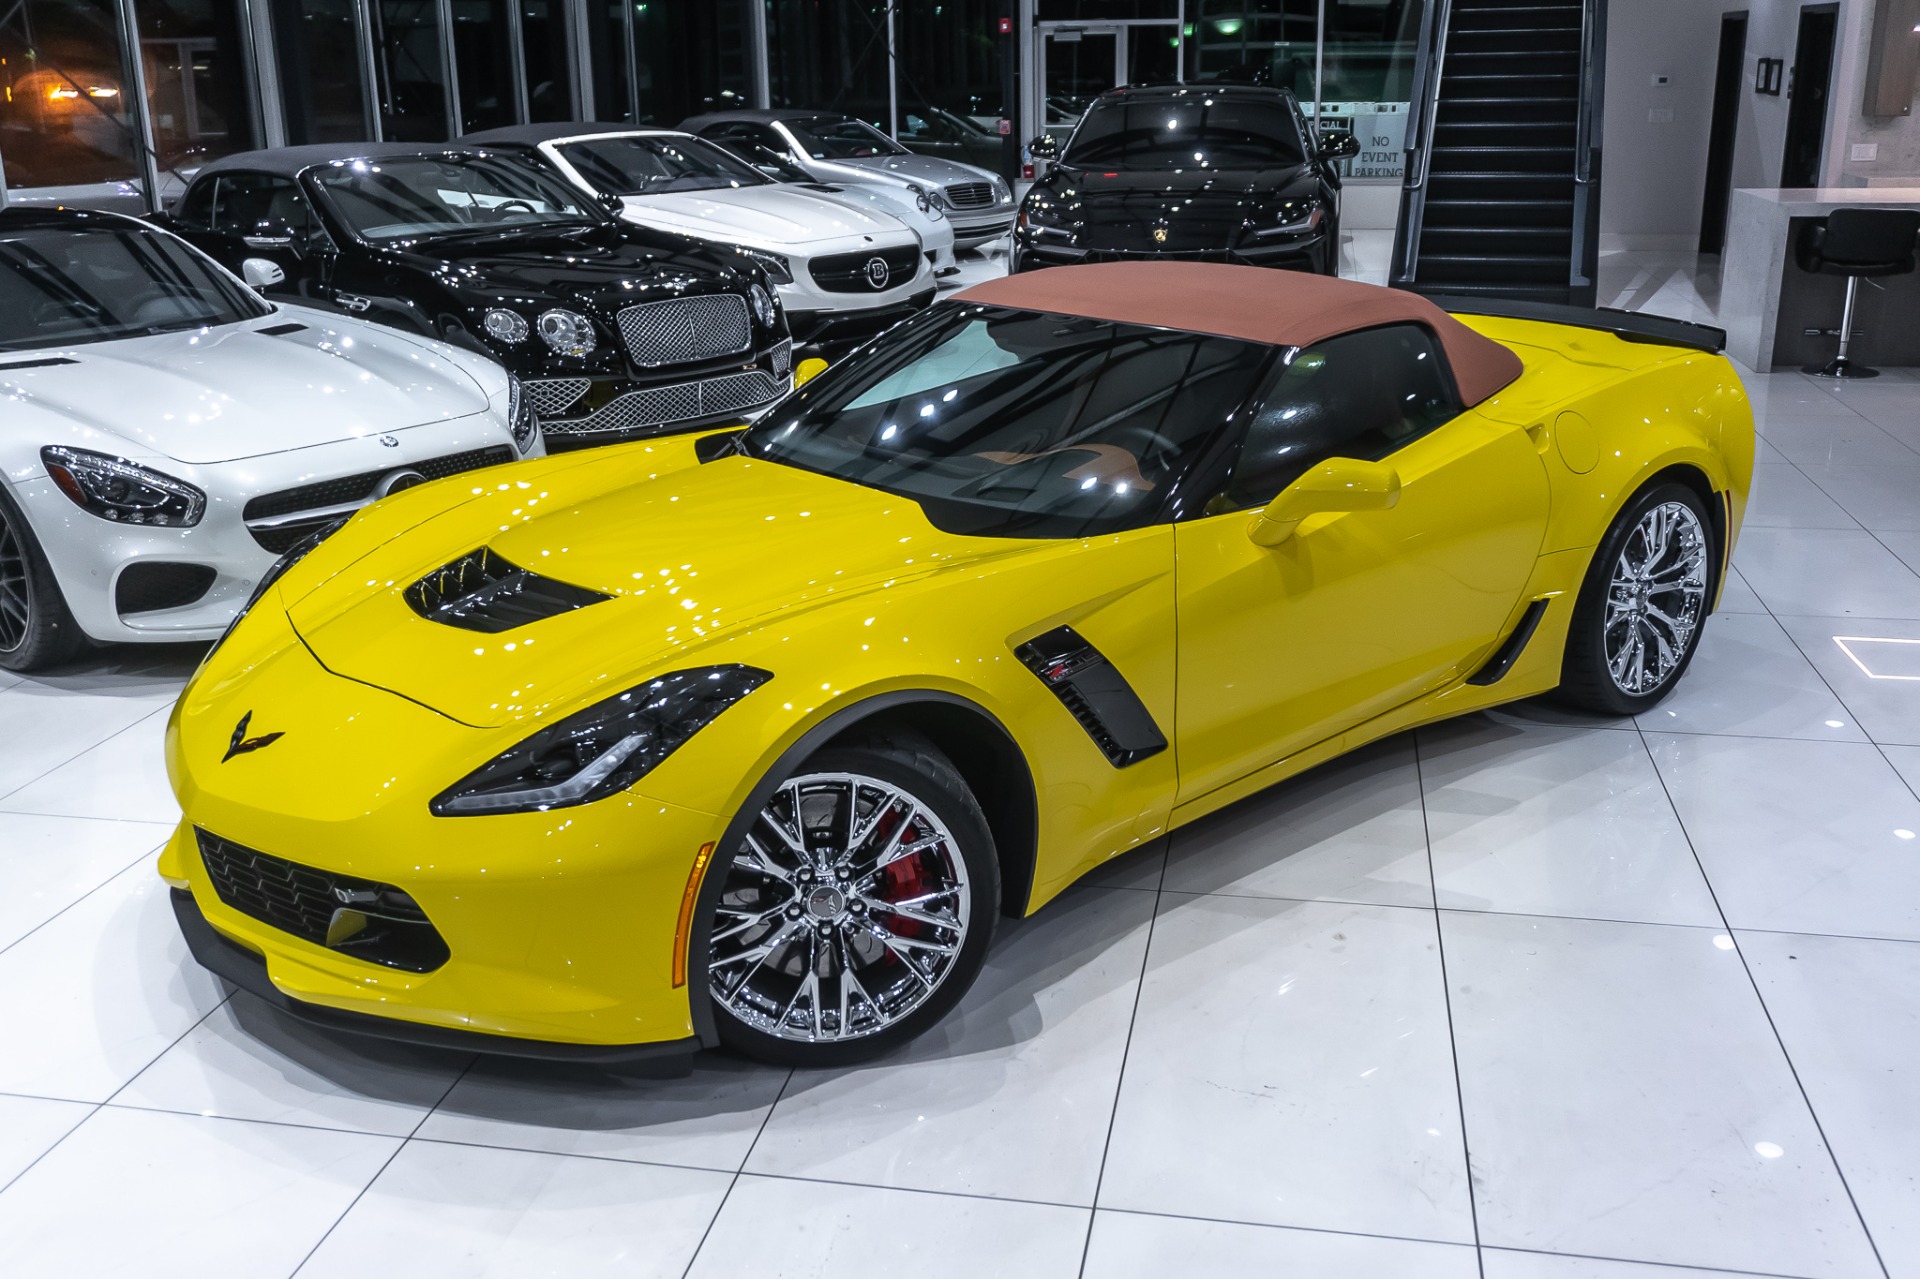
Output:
[894, 0, 1008, 152]
[372, 0, 450, 139]
[519, 0, 571, 121]
[0, 0, 141, 189]
[135, 0, 259, 172]
[1184, 0, 1417, 180]
[272, 0, 373, 143]
[452, 0, 514, 132]
[765, 0, 889, 115]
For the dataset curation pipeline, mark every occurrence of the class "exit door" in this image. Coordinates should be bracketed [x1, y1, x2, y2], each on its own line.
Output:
[1038, 22, 1183, 143]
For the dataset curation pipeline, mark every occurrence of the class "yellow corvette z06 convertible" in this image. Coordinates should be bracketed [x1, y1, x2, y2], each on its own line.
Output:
[162, 263, 1754, 1068]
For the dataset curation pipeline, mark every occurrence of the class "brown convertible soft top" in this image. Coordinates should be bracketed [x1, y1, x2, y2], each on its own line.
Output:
[954, 261, 1525, 407]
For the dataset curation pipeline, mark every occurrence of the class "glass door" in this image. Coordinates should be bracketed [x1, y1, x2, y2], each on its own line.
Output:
[1041, 27, 1120, 144]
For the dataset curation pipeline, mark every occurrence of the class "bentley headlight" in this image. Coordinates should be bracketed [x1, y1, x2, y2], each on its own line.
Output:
[483, 308, 530, 344]
[747, 283, 777, 328]
[537, 308, 597, 358]
[41, 446, 206, 527]
[431, 666, 772, 816]
[505, 374, 539, 454]
[743, 249, 794, 285]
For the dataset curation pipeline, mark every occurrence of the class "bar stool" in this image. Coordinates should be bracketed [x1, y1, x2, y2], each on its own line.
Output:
[1795, 208, 1920, 379]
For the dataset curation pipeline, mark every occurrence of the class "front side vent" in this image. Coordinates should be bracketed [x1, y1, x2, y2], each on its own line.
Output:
[116, 561, 217, 616]
[1013, 625, 1167, 767]
[405, 547, 610, 633]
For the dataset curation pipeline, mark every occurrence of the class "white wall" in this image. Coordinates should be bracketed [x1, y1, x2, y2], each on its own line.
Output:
[1602, 0, 1876, 249]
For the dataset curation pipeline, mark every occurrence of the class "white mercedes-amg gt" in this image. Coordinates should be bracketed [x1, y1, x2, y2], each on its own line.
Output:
[0, 207, 539, 672]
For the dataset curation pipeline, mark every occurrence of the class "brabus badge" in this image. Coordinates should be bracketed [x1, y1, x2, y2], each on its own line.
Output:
[863, 257, 891, 290]
[222, 711, 284, 763]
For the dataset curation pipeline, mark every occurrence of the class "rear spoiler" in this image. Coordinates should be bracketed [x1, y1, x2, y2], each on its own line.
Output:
[1423, 296, 1727, 356]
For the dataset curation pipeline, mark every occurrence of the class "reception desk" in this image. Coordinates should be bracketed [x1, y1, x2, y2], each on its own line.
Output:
[1722, 187, 1920, 373]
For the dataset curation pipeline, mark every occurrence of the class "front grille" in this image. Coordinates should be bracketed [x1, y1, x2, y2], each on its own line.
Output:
[808, 244, 922, 294]
[542, 369, 788, 438]
[242, 445, 516, 553]
[945, 181, 996, 209]
[526, 378, 590, 418]
[115, 562, 217, 616]
[770, 338, 792, 377]
[616, 294, 752, 367]
[195, 829, 450, 973]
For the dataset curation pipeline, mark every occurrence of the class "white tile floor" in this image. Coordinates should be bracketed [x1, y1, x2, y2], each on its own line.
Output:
[1, 238, 1918, 1278]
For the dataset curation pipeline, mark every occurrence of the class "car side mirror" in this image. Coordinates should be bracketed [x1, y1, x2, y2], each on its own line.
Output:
[240, 258, 286, 291]
[1248, 458, 1401, 547]
[1028, 133, 1059, 159]
[794, 357, 829, 388]
[1316, 130, 1360, 162]
[242, 219, 298, 249]
[597, 192, 625, 215]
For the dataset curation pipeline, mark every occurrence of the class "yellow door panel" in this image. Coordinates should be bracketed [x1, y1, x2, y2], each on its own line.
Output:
[1174, 411, 1550, 802]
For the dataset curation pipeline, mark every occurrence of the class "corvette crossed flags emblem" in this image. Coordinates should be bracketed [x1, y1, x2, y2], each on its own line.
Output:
[222, 711, 284, 763]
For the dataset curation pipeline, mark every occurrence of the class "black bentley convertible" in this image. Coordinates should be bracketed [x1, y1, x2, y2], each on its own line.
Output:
[162, 143, 792, 448]
[1014, 83, 1358, 275]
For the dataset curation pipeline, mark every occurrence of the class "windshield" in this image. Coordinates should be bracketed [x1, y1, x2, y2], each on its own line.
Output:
[0, 224, 268, 351]
[1063, 96, 1306, 169]
[313, 155, 601, 242]
[741, 304, 1274, 538]
[557, 135, 771, 196]
[786, 115, 910, 160]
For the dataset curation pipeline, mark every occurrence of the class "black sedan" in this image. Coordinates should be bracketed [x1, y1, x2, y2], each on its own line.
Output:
[162, 143, 793, 450]
[1013, 84, 1358, 275]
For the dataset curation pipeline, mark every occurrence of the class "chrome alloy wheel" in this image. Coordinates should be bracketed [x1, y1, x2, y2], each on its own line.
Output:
[1603, 499, 1709, 696]
[708, 771, 973, 1044]
[0, 505, 30, 655]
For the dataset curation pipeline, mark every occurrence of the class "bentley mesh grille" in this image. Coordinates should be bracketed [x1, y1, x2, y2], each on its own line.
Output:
[525, 378, 590, 418]
[617, 294, 752, 366]
[807, 244, 922, 294]
[242, 446, 515, 553]
[542, 369, 787, 437]
[194, 829, 450, 972]
[944, 181, 996, 209]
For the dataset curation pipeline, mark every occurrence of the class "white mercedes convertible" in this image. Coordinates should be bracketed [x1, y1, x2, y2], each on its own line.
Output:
[0, 207, 539, 672]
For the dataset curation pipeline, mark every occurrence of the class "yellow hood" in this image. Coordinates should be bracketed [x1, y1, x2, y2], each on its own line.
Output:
[288, 437, 1030, 728]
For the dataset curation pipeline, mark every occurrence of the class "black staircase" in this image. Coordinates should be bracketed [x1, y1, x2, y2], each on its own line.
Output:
[1391, 0, 1606, 306]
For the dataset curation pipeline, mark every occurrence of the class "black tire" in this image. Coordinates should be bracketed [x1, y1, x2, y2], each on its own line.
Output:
[1557, 480, 1716, 715]
[708, 736, 999, 1068]
[0, 486, 89, 674]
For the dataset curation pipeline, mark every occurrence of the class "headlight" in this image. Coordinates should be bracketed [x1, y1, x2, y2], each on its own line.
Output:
[483, 308, 530, 343]
[1018, 207, 1073, 242]
[431, 665, 772, 816]
[40, 446, 206, 527]
[1249, 202, 1326, 240]
[537, 308, 597, 358]
[743, 249, 794, 285]
[505, 374, 539, 454]
[994, 176, 1013, 203]
[747, 283, 777, 328]
[907, 183, 944, 219]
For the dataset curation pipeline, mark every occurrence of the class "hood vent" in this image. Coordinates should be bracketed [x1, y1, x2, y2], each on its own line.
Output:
[256, 322, 309, 337]
[0, 356, 79, 371]
[405, 547, 610, 633]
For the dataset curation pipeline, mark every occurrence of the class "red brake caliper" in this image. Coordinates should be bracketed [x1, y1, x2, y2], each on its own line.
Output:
[879, 819, 929, 938]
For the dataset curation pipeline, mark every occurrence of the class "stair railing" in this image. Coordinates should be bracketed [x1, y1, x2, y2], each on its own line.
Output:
[1389, 0, 1455, 289]
[1568, 0, 1607, 305]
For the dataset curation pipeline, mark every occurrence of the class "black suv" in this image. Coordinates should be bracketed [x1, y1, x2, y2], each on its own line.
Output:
[164, 143, 793, 449]
[1016, 84, 1358, 275]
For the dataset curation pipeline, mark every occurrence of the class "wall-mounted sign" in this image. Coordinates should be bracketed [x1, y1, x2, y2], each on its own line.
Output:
[1757, 57, 1785, 95]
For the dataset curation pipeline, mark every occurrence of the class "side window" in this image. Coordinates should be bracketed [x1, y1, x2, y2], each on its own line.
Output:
[210, 174, 315, 241]
[175, 179, 216, 228]
[1221, 324, 1463, 510]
